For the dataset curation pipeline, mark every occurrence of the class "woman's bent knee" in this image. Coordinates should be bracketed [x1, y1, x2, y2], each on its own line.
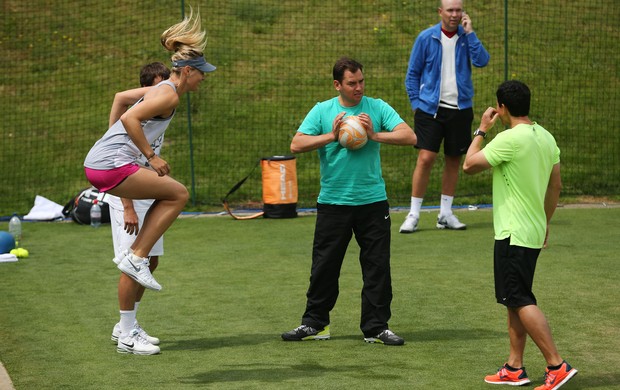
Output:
[178, 186, 190, 204]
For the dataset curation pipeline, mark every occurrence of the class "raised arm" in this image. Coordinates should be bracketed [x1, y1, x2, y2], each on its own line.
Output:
[120, 84, 179, 176]
[463, 107, 498, 174]
[290, 112, 345, 154]
[108, 87, 152, 127]
[119, 85, 178, 159]
[359, 114, 416, 146]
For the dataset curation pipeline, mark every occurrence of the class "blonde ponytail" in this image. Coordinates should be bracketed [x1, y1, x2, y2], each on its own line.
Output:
[160, 8, 207, 64]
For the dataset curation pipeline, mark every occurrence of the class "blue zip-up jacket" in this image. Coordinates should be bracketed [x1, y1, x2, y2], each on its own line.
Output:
[405, 22, 489, 115]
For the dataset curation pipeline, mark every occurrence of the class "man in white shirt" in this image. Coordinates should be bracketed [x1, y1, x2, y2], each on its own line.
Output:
[401, 0, 489, 233]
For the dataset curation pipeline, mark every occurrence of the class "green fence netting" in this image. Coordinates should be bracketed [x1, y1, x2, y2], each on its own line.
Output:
[1, 0, 618, 216]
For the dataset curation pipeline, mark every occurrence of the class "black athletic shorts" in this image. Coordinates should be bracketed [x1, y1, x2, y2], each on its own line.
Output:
[493, 237, 541, 307]
[414, 107, 473, 156]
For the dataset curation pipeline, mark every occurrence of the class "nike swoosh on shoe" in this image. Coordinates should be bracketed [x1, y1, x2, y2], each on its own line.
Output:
[128, 260, 141, 272]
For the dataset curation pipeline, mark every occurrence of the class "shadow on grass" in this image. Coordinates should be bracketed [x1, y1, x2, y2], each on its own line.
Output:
[408, 327, 505, 342]
[335, 328, 504, 343]
[164, 328, 503, 352]
[164, 333, 275, 351]
[177, 362, 402, 385]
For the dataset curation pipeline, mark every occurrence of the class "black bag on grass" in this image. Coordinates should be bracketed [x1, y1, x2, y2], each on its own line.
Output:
[62, 187, 111, 225]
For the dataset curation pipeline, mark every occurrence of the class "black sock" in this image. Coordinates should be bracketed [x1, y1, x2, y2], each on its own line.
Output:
[548, 361, 564, 371]
[505, 364, 522, 371]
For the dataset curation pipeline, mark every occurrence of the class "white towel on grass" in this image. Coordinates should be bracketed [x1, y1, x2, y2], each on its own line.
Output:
[0, 254, 18, 263]
[23, 195, 65, 221]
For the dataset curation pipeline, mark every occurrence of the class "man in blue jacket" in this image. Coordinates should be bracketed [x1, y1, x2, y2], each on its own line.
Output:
[400, 0, 489, 233]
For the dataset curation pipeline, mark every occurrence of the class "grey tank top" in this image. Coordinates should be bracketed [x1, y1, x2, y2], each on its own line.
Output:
[84, 80, 176, 170]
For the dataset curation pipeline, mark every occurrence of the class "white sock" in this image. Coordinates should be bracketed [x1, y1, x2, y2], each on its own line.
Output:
[409, 197, 423, 217]
[130, 253, 146, 263]
[440, 194, 454, 217]
[134, 301, 141, 323]
[119, 310, 136, 336]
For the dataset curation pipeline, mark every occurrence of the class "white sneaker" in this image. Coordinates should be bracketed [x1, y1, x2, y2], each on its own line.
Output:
[116, 328, 160, 355]
[112, 248, 130, 265]
[436, 214, 466, 230]
[399, 214, 419, 233]
[117, 253, 162, 291]
[111, 322, 160, 345]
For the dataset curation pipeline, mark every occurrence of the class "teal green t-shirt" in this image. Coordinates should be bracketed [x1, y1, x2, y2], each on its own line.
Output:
[482, 123, 561, 248]
[297, 96, 404, 205]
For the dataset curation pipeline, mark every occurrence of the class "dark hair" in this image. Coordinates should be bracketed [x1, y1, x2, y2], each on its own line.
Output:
[333, 57, 363, 83]
[496, 80, 531, 117]
[140, 62, 171, 87]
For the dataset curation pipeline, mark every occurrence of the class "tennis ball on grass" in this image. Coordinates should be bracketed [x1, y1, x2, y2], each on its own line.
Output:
[10, 248, 29, 258]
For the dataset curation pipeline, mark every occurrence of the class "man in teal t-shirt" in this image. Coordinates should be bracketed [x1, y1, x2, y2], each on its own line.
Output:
[281, 57, 416, 345]
[463, 80, 577, 389]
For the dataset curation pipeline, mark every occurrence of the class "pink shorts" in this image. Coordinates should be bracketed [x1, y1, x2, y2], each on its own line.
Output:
[84, 164, 140, 192]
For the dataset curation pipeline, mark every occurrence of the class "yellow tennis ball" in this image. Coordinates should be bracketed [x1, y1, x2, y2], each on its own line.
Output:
[11, 248, 29, 258]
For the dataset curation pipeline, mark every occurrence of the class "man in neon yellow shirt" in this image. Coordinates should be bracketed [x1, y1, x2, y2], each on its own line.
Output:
[463, 80, 577, 389]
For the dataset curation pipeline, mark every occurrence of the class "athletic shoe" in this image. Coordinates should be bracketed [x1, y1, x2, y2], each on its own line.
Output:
[436, 214, 467, 230]
[484, 363, 531, 386]
[281, 325, 330, 341]
[111, 322, 160, 345]
[364, 329, 405, 346]
[112, 248, 130, 265]
[116, 328, 160, 355]
[117, 253, 162, 291]
[399, 214, 419, 233]
[534, 361, 578, 390]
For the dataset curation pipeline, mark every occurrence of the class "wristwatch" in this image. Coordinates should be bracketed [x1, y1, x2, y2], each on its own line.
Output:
[473, 129, 487, 139]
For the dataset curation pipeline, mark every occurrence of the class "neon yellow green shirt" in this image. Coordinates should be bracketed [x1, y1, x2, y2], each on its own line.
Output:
[482, 123, 560, 248]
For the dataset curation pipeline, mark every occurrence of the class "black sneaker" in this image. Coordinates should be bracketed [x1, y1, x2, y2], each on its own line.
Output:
[364, 329, 405, 346]
[281, 325, 330, 341]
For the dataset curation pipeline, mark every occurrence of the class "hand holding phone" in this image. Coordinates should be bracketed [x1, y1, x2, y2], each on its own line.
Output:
[461, 11, 473, 33]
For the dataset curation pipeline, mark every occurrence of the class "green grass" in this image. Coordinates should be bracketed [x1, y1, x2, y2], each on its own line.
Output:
[1, 1, 618, 215]
[1, 207, 619, 389]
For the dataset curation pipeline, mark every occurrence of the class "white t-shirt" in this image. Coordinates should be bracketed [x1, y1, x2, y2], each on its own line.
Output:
[439, 33, 459, 108]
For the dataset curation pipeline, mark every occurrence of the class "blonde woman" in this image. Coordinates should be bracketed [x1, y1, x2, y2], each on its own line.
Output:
[84, 10, 215, 355]
[107, 62, 169, 352]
